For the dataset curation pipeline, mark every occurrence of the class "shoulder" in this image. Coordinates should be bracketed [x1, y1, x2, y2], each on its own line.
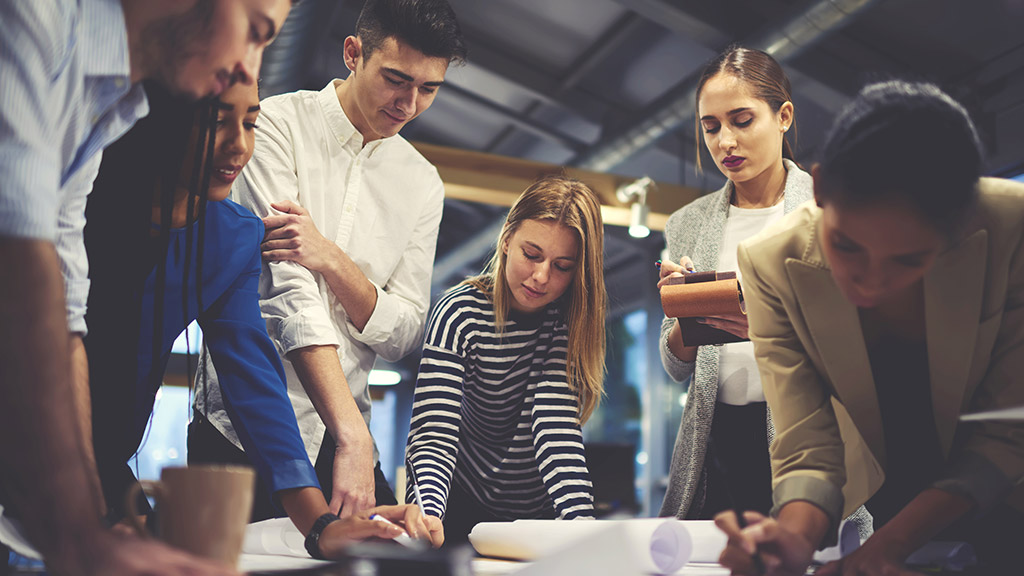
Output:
[974, 178, 1024, 224]
[665, 186, 728, 236]
[432, 284, 493, 323]
[209, 199, 264, 249]
[1, 1, 75, 72]
[379, 137, 443, 187]
[740, 200, 820, 266]
[782, 160, 814, 207]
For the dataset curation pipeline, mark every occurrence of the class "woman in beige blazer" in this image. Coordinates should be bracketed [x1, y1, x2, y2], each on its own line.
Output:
[719, 81, 1024, 575]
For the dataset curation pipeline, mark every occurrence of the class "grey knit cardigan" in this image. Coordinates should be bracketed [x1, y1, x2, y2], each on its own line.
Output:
[657, 160, 872, 539]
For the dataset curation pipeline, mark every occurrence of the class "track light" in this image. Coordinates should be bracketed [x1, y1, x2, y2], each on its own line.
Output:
[616, 176, 654, 238]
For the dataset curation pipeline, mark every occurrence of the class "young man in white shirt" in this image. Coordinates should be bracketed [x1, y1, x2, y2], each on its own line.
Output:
[192, 0, 466, 523]
[0, 1, 293, 574]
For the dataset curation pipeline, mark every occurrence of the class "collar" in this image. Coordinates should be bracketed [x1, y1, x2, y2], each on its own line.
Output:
[79, 0, 132, 80]
[319, 79, 391, 154]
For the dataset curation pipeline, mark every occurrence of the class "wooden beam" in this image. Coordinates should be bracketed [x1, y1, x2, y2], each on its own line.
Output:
[412, 142, 705, 232]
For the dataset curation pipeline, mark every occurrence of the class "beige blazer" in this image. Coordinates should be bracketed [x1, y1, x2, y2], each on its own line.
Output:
[737, 177, 1024, 526]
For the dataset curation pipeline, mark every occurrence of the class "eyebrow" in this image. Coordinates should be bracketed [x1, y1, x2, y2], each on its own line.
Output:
[213, 102, 261, 113]
[699, 107, 752, 122]
[524, 241, 577, 261]
[247, 105, 261, 113]
[383, 67, 445, 87]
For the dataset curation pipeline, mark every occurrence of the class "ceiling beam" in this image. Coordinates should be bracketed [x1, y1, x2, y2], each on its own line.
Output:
[412, 142, 704, 232]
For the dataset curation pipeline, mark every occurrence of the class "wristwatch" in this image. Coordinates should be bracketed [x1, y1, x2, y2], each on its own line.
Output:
[304, 512, 341, 559]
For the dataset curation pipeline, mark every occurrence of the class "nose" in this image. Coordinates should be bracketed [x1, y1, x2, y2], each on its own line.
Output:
[395, 86, 416, 116]
[233, 45, 264, 87]
[221, 123, 246, 155]
[718, 126, 736, 153]
[532, 262, 550, 285]
[852, 259, 888, 297]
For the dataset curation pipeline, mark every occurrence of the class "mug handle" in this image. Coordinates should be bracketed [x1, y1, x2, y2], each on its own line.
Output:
[124, 480, 165, 538]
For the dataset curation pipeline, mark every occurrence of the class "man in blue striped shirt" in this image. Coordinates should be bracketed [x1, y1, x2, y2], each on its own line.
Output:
[0, 1, 291, 574]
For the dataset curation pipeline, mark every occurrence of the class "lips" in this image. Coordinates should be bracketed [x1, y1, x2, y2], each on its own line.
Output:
[383, 110, 409, 124]
[522, 285, 545, 299]
[212, 165, 242, 184]
[722, 155, 745, 169]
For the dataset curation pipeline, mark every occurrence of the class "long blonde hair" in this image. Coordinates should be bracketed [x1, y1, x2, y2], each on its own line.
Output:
[466, 175, 606, 424]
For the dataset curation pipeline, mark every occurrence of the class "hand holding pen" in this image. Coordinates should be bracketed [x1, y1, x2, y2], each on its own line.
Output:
[656, 256, 696, 288]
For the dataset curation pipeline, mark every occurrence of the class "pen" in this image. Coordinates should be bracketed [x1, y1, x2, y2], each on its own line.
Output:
[369, 513, 418, 548]
[407, 459, 427, 517]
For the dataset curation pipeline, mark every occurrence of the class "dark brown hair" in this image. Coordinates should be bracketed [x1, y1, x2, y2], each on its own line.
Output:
[694, 45, 795, 170]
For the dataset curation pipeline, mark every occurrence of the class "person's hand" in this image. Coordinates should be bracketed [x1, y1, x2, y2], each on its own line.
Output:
[330, 435, 376, 518]
[54, 530, 239, 576]
[815, 534, 919, 576]
[316, 505, 446, 558]
[715, 511, 815, 576]
[261, 200, 338, 273]
[657, 256, 695, 288]
[697, 312, 749, 339]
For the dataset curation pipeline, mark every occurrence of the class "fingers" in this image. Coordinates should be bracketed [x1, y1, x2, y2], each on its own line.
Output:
[679, 256, 695, 271]
[657, 271, 685, 288]
[270, 200, 305, 215]
[423, 514, 445, 548]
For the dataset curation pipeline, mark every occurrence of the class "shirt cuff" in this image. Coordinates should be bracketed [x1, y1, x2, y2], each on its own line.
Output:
[660, 328, 695, 383]
[65, 276, 89, 335]
[931, 450, 1013, 515]
[273, 307, 341, 355]
[771, 475, 845, 549]
[266, 458, 320, 496]
[347, 283, 397, 345]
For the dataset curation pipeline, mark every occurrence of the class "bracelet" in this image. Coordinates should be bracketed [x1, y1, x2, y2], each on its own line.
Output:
[304, 512, 341, 559]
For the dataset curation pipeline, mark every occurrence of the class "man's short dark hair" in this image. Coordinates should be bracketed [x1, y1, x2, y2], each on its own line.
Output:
[355, 0, 467, 64]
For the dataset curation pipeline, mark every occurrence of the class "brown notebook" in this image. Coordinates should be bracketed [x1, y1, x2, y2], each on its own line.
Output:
[660, 270, 747, 346]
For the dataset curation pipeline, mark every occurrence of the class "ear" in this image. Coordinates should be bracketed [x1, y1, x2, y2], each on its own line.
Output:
[779, 101, 794, 132]
[343, 36, 362, 74]
[811, 163, 824, 207]
[502, 236, 510, 255]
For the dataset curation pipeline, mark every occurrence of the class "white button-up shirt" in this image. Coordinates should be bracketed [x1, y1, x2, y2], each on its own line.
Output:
[196, 80, 444, 464]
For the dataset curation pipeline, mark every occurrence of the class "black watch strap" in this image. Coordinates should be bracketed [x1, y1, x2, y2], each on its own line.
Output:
[304, 512, 341, 559]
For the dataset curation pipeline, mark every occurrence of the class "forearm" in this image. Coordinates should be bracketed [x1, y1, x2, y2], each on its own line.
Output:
[868, 488, 974, 560]
[0, 240, 103, 555]
[286, 345, 371, 450]
[278, 486, 332, 535]
[777, 500, 832, 551]
[320, 248, 377, 332]
[69, 334, 108, 514]
[666, 319, 698, 362]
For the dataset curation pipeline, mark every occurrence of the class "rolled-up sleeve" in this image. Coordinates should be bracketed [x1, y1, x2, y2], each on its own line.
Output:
[933, 229, 1024, 511]
[349, 175, 442, 362]
[57, 158, 99, 334]
[232, 112, 341, 356]
[737, 241, 847, 533]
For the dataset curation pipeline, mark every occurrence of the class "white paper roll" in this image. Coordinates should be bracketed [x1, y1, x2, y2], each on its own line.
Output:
[469, 519, 728, 574]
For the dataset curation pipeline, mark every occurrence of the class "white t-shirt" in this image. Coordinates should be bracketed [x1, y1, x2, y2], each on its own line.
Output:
[716, 201, 786, 405]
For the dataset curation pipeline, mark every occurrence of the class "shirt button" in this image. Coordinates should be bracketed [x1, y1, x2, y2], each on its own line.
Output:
[345, 205, 354, 214]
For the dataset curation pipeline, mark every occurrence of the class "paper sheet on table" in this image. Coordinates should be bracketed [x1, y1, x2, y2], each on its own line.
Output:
[469, 519, 725, 574]
[242, 517, 308, 557]
[959, 405, 1024, 421]
[0, 504, 41, 560]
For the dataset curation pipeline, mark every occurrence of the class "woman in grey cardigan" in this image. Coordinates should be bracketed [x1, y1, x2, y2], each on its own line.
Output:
[658, 45, 809, 521]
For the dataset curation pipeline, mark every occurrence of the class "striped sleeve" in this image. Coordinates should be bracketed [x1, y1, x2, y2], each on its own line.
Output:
[406, 294, 469, 518]
[531, 333, 595, 519]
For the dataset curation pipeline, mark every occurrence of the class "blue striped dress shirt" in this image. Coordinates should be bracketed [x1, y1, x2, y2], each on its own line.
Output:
[0, 0, 149, 334]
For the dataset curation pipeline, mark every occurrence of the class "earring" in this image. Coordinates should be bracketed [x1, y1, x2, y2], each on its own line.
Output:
[782, 125, 789, 132]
